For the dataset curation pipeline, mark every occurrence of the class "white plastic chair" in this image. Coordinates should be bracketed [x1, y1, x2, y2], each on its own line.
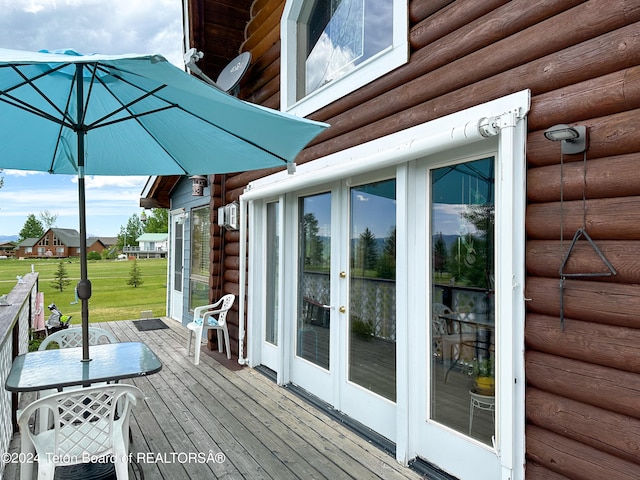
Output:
[17, 384, 144, 480]
[39, 327, 118, 350]
[433, 303, 477, 381]
[432, 303, 454, 360]
[186, 294, 235, 364]
[37, 327, 119, 432]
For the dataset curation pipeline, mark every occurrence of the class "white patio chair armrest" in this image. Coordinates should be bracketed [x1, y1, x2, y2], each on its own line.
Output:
[193, 300, 222, 317]
[202, 310, 224, 325]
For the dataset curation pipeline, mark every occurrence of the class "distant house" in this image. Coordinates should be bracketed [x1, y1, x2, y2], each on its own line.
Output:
[0, 241, 16, 258]
[97, 237, 118, 249]
[123, 233, 168, 259]
[14, 228, 106, 259]
[14, 238, 39, 258]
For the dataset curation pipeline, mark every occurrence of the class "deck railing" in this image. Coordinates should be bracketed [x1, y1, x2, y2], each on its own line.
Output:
[123, 246, 168, 258]
[123, 246, 167, 253]
[302, 274, 493, 342]
[0, 272, 38, 478]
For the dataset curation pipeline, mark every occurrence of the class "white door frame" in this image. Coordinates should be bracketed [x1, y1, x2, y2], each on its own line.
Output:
[240, 90, 530, 479]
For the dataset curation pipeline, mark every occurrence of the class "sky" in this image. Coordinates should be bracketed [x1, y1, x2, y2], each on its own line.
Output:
[0, 0, 184, 238]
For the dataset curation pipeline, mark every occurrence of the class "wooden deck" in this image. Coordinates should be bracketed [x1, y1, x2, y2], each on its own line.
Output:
[6, 318, 424, 480]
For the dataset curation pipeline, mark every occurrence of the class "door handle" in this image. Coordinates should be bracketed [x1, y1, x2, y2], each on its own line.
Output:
[321, 305, 346, 313]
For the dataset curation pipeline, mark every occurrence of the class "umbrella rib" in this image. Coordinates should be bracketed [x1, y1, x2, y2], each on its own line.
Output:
[0, 95, 73, 129]
[7, 63, 74, 124]
[0, 65, 76, 129]
[80, 63, 100, 127]
[49, 78, 78, 173]
[176, 103, 290, 164]
[90, 60, 290, 164]
[86, 84, 171, 130]
[89, 104, 177, 129]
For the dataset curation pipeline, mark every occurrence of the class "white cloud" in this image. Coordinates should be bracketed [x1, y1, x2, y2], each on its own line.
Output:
[82, 176, 147, 189]
[0, 0, 183, 67]
[0, 1, 181, 236]
[4, 169, 45, 177]
[306, 32, 358, 94]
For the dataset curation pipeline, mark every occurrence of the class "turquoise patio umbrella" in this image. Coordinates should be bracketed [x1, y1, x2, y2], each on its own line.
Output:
[0, 48, 329, 360]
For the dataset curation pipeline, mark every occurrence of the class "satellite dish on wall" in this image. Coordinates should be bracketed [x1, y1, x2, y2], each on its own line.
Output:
[184, 49, 251, 96]
[216, 52, 251, 96]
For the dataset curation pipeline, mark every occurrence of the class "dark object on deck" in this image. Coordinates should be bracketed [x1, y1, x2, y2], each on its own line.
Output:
[133, 318, 169, 331]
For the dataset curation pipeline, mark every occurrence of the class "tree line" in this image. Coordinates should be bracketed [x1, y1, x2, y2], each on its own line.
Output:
[303, 212, 396, 280]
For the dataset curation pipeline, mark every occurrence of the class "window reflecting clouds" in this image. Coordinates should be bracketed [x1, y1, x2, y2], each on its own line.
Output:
[300, 0, 392, 98]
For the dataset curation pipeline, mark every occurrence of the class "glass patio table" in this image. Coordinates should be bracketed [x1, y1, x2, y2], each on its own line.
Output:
[5, 341, 162, 393]
[5, 341, 161, 480]
[439, 312, 494, 382]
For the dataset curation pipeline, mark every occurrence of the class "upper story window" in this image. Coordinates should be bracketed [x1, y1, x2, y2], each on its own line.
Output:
[282, 0, 407, 117]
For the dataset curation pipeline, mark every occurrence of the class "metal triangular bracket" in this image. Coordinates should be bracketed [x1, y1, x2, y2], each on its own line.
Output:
[559, 228, 617, 331]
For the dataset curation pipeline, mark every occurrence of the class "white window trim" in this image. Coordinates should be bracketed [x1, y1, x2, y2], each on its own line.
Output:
[281, 0, 408, 117]
[239, 90, 530, 480]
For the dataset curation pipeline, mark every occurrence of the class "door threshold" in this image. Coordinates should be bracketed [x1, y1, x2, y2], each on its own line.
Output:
[284, 382, 397, 456]
[255, 365, 460, 479]
[254, 365, 395, 456]
[408, 457, 459, 480]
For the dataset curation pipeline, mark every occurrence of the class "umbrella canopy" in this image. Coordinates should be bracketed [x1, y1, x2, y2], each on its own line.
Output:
[0, 48, 329, 360]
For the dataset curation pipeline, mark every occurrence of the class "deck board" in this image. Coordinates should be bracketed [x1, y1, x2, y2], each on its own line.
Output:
[6, 319, 423, 480]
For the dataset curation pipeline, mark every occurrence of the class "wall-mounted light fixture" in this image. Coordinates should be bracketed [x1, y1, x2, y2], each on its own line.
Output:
[190, 175, 208, 196]
[544, 124, 587, 154]
[218, 202, 239, 230]
[175, 208, 186, 224]
[140, 210, 147, 224]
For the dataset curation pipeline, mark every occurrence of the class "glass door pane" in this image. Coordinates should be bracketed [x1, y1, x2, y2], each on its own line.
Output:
[430, 157, 495, 445]
[297, 193, 332, 369]
[349, 179, 396, 401]
[265, 202, 280, 345]
[173, 221, 183, 292]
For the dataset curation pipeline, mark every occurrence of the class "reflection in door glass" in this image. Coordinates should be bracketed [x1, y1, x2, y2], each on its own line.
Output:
[430, 157, 495, 445]
[265, 202, 279, 345]
[349, 179, 396, 401]
[297, 193, 331, 369]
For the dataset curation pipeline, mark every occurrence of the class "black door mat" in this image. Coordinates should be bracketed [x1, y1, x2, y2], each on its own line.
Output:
[133, 318, 169, 331]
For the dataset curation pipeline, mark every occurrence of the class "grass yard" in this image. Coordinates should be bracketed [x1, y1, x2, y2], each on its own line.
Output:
[0, 258, 168, 323]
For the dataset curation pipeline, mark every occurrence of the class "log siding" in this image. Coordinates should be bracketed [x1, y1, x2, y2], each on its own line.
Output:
[188, 1, 640, 478]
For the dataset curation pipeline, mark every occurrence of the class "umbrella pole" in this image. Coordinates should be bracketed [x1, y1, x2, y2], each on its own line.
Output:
[77, 173, 91, 361]
[75, 64, 92, 362]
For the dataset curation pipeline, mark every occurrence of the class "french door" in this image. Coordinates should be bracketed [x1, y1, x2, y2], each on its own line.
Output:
[288, 177, 397, 441]
[412, 154, 502, 479]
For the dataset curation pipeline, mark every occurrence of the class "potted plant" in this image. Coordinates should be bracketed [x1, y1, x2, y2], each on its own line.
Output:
[472, 357, 495, 396]
[351, 317, 374, 340]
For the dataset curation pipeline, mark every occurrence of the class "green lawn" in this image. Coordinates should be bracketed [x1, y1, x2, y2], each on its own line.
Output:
[0, 258, 168, 323]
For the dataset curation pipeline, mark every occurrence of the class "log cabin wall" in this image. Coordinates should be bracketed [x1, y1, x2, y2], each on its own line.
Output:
[197, 0, 640, 477]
